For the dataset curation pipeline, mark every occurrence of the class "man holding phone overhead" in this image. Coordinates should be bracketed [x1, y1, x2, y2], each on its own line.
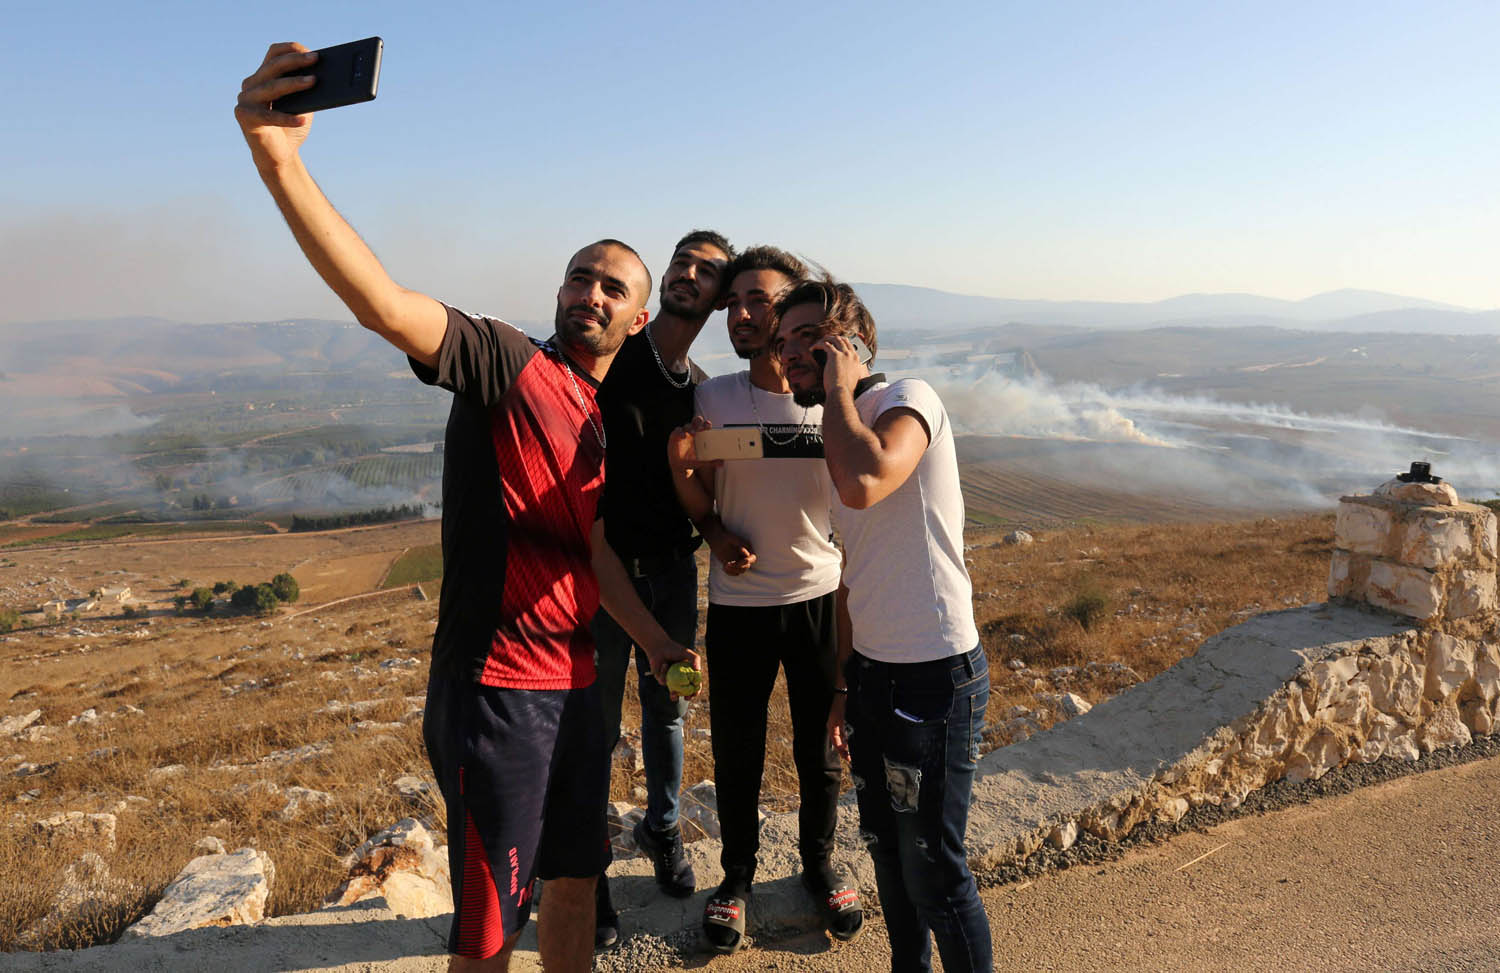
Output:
[234, 42, 696, 973]
[775, 279, 993, 973]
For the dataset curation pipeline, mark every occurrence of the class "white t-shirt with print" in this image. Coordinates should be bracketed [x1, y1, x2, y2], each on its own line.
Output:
[694, 372, 841, 607]
[831, 377, 978, 663]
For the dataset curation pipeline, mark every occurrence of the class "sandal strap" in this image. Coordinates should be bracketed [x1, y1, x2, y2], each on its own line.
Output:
[825, 885, 861, 913]
[704, 897, 744, 924]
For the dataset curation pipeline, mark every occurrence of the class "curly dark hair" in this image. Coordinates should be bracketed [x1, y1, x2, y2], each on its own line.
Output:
[725, 246, 807, 289]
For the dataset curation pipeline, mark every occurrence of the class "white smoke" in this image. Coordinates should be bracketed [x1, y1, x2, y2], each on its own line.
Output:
[900, 363, 1500, 508]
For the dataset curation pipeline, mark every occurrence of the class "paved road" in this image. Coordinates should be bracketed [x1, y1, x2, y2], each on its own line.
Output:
[696, 754, 1500, 972]
[12, 756, 1497, 971]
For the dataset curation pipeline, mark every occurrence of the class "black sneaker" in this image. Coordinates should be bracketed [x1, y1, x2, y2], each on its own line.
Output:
[632, 818, 695, 898]
[595, 873, 619, 951]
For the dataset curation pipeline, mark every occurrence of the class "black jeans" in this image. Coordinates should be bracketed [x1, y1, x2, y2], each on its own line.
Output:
[706, 593, 841, 875]
[593, 553, 695, 833]
[847, 645, 992, 973]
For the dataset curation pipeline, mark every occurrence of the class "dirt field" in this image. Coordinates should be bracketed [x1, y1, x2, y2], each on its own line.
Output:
[0, 519, 439, 619]
[0, 510, 1342, 952]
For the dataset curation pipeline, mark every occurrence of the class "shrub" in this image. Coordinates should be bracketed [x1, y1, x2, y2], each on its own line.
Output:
[190, 588, 215, 613]
[173, 594, 188, 614]
[1062, 582, 1111, 631]
[269, 573, 300, 604]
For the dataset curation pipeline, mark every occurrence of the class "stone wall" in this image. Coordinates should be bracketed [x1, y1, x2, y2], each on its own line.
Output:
[969, 472, 1500, 869]
[1328, 477, 1497, 622]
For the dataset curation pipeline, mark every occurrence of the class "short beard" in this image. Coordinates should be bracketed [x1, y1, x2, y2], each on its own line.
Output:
[733, 343, 765, 361]
[553, 302, 626, 358]
[659, 283, 702, 319]
[791, 385, 825, 407]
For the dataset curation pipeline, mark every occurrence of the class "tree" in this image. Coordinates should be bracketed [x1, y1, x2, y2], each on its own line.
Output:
[174, 594, 188, 614]
[251, 584, 279, 615]
[190, 587, 215, 612]
[269, 572, 300, 604]
[213, 580, 239, 595]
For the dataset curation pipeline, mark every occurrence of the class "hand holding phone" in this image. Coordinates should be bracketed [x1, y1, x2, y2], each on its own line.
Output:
[271, 37, 383, 114]
[812, 333, 872, 367]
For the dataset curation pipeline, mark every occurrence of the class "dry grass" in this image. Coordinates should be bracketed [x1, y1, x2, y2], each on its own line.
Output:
[0, 513, 1334, 951]
[0, 598, 437, 950]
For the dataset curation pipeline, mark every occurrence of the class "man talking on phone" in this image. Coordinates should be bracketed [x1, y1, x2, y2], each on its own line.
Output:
[234, 42, 695, 973]
[774, 279, 993, 973]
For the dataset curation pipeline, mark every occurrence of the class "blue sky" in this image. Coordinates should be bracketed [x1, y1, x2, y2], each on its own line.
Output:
[3, 1, 1498, 324]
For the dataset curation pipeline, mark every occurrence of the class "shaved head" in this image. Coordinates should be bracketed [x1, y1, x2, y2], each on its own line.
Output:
[571, 239, 652, 307]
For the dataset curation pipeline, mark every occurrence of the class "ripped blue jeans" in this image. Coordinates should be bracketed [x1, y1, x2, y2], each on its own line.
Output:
[846, 646, 991, 973]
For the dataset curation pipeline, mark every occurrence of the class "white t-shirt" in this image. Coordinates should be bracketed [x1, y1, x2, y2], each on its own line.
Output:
[831, 377, 978, 663]
[693, 372, 841, 607]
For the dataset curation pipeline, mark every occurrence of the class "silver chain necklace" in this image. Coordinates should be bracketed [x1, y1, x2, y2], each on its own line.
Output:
[547, 342, 606, 451]
[747, 372, 808, 446]
[645, 324, 691, 389]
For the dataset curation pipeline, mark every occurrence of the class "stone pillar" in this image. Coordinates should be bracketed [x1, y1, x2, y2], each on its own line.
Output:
[1328, 473, 1498, 621]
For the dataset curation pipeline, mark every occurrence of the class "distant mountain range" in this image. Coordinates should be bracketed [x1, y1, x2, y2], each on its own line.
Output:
[851, 284, 1500, 334]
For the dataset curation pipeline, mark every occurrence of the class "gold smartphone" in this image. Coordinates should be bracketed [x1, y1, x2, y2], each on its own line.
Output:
[693, 428, 764, 460]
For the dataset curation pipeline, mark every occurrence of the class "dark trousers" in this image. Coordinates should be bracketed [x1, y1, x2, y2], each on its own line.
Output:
[707, 593, 842, 875]
[847, 645, 992, 973]
[593, 553, 696, 833]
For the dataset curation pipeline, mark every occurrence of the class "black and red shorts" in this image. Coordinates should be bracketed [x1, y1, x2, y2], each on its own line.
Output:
[423, 672, 610, 959]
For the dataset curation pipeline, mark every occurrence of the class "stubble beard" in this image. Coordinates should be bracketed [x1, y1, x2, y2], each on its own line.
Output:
[791, 383, 826, 407]
[554, 302, 626, 359]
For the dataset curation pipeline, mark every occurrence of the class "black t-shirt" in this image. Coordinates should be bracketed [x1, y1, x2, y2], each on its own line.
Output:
[597, 329, 707, 560]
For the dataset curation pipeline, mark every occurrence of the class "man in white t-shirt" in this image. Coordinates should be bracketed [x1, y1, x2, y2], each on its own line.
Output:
[666, 247, 862, 953]
[774, 279, 993, 973]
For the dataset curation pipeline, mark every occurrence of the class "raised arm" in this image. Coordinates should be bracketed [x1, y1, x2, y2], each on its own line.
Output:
[816, 335, 930, 510]
[234, 43, 447, 368]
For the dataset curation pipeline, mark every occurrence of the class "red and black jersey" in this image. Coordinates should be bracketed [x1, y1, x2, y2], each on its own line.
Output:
[411, 306, 605, 689]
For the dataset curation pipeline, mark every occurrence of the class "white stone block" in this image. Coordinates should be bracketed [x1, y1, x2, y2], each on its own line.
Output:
[0, 710, 42, 736]
[1417, 704, 1471, 755]
[1335, 502, 1391, 555]
[1047, 821, 1078, 850]
[1424, 634, 1475, 700]
[324, 819, 450, 919]
[1399, 514, 1473, 570]
[1374, 479, 1459, 506]
[1446, 570, 1497, 620]
[34, 812, 117, 853]
[125, 848, 274, 938]
[1365, 561, 1441, 619]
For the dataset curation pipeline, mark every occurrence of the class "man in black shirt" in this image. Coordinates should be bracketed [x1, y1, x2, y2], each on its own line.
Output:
[593, 230, 732, 946]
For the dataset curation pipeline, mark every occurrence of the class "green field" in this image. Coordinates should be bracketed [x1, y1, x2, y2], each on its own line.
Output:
[381, 543, 443, 588]
[1, 520, 276, 548]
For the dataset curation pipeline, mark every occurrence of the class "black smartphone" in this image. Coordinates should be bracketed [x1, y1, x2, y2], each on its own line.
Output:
[272, 37, 383, 114]
[813, 334, 873, 367]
